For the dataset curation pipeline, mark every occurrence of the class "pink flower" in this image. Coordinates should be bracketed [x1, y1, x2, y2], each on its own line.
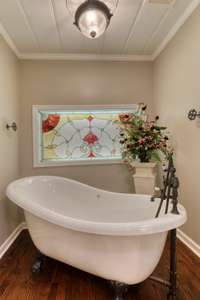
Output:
[139, 138, 145, 145]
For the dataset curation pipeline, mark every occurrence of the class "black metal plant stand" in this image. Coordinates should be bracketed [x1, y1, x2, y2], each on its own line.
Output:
[149, 153, 180, 300]
[31, 154, 180, 300]
[169, 229, 178, 300]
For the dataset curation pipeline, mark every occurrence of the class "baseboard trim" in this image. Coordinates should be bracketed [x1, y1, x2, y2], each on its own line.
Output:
[177, 229, 200, 258]
[0, 222, 27, 259]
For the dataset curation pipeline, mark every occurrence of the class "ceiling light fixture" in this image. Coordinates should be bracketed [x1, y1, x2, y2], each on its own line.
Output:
[66, 0, 118, 39]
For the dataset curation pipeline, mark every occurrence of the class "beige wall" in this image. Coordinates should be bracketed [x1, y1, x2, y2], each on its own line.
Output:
[20, 60, 153, 193]
[154, 6, 200, 244]
[0, 36, 21, 245]
[3, 3, 200, 247]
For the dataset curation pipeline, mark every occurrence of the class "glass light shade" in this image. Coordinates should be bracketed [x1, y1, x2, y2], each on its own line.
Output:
[67, 0, 118, 39]
[78, 8, 108, 39]
[67, 1, 118, 16]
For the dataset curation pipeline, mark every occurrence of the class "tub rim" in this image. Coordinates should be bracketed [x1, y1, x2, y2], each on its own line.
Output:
[6, 176, 187, 236]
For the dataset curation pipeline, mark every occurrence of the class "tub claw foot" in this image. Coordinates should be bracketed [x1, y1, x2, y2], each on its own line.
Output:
[32, 254, 46, 274]
[110, 281, 129, 300]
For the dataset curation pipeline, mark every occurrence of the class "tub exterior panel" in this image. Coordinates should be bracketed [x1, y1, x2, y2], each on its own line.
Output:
[25, 211, 167, 285]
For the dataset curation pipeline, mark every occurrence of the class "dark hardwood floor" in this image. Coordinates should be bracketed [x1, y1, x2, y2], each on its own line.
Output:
[0, 230, 200, 300]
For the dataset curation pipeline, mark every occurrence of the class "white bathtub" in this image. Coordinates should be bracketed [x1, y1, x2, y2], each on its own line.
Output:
[6, 176, 186, 285]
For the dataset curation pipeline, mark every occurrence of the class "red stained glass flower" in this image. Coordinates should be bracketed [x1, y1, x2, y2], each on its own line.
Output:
[88, 151, 95, 158]
[83, 132, 98, 145]
[43, 114, 60, 133]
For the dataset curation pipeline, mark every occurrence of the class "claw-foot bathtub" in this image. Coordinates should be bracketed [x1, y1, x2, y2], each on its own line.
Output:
[6, 176, 186, 285]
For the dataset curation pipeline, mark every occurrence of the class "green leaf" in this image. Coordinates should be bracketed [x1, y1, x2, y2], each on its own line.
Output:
[151, 151, 161, 162]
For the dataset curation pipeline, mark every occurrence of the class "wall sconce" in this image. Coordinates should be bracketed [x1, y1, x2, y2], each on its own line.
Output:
[6, 122, 18, 131]
[188, 109, 200, 121]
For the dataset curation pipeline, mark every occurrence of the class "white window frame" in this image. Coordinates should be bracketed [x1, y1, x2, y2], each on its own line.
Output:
[32, 104, 140, 167]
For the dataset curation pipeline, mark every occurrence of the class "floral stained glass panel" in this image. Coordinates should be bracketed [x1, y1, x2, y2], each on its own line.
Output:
[35, 107, 139, 165]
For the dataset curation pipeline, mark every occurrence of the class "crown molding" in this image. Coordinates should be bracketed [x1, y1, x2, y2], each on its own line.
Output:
[18, 52, 153, 61]
[0, 0, 199, 62]
[152, 0, 200, 60]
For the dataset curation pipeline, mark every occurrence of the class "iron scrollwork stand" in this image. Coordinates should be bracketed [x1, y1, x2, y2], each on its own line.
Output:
[150, 153, 180, 300]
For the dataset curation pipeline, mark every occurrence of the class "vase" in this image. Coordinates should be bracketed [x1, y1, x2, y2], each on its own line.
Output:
[131, 162, 157, 195]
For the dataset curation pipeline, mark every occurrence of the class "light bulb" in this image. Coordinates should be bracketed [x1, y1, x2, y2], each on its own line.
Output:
[79, 8, 108, 39]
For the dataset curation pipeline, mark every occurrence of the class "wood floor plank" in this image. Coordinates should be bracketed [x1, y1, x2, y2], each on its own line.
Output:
[0, 230, 199, 300]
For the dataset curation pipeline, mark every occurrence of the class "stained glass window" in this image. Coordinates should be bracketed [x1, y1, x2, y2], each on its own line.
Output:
[33, 105, 140, 166]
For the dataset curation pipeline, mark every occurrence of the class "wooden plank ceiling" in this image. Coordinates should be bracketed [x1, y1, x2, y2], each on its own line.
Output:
[0, 0, 198, 59]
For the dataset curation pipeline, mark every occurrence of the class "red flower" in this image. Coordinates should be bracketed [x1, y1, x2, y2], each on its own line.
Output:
[88, 151, 95, 158]
[42, 114, 60, 133]
[138, 138, 145, 145]
[83, 132, 98, 145]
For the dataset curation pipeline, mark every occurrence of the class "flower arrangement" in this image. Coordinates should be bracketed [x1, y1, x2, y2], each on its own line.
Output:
[119, 107, 170, 163]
